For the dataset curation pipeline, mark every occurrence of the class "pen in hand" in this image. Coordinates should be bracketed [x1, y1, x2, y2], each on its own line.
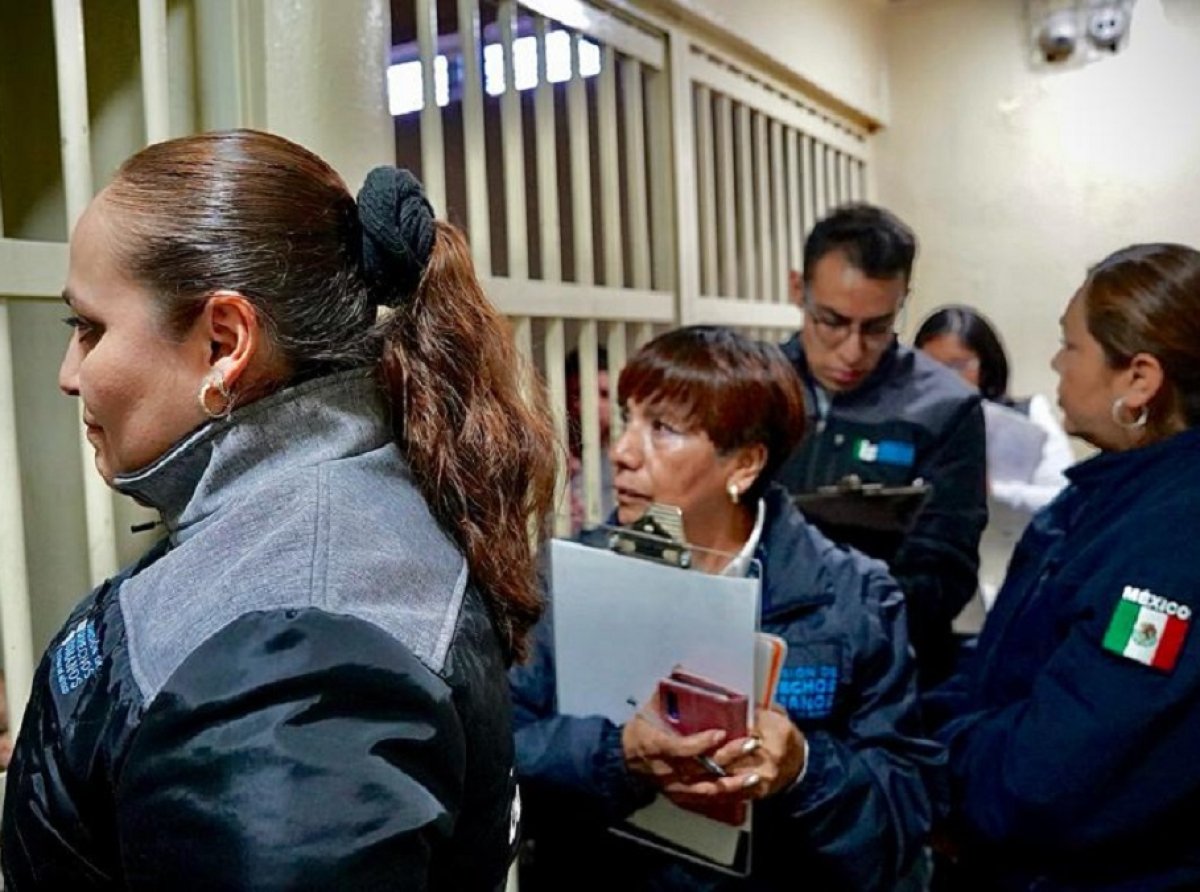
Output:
[627, 698, 729, 778]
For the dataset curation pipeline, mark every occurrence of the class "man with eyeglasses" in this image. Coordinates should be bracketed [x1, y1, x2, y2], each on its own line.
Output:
[775, 204, 987, 688]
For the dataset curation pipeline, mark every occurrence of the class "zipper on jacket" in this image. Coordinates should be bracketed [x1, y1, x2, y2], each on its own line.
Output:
[804, 384, 833, 491]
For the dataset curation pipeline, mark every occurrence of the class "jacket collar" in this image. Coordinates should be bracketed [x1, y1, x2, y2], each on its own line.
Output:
[715, 498, 766, 578]
[756, 485, 838, 617]
[1064, 425, 1200, 494]
[112, 369, 390, 544]
[781, 333, 901, 408]
[594, 487, 838, 615]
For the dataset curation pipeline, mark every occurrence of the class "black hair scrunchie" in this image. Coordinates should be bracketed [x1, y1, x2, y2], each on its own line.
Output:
[356, 166, 436, 307]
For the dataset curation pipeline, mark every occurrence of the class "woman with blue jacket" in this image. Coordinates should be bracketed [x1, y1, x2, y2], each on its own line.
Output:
[511, 326, 940, 891]
[930, 244, 1200, 890]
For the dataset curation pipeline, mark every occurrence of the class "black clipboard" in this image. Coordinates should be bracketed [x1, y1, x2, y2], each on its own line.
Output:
[793, 477, 930, 562]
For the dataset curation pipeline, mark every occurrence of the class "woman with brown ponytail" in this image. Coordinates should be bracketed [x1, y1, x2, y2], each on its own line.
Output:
[1, 130, 556, 891]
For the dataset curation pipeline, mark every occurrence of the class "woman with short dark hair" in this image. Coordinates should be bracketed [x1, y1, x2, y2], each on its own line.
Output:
[930, 244, 1200, 890]
[915, 305, 1074, 505]
[2, 130, 557, 891]
[512, 325, 938, 891]
[915, 305, 1074, 610]
[914, 306, 1010, 402]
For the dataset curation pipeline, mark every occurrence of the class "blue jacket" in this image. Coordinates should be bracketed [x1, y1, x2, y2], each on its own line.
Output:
[930, 427, 1200, 890]
[775, 337, 987, 687]
[510, 487, 940, 891]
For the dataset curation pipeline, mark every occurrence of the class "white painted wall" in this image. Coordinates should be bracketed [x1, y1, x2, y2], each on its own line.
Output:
[878, 0, 1200, 402]
[649, 0, 890, 124]
[263, 0, 393, 192]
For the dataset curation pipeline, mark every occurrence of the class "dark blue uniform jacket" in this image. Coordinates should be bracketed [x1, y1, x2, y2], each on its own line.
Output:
[930, 426, 1200, 891]
[510, 486, 940, 891]
[775, 336, 987, 687]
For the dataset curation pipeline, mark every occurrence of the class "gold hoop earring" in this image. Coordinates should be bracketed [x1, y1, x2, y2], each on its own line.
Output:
[1111, 396, 1148, 431]
[198, 373, 234, 420]
[727, 482, 740, 505]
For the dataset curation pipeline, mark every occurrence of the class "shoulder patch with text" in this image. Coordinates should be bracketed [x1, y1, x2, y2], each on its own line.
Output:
[54, 618, 102, 695]
[776, 641, 842, 720]
[1102, 585, 1190, 672]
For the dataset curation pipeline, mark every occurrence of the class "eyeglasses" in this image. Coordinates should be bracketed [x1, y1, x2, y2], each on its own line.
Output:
[803, 290, 897, 349]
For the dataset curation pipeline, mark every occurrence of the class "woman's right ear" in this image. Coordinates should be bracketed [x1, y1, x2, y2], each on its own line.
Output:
[203, 291, 266, 389]
[728, 443, 769, 496]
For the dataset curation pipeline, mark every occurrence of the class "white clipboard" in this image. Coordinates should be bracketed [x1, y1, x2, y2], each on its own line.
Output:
[550, 538, 760, 875]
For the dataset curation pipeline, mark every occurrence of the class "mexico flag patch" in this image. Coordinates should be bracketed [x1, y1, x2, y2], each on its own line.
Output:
[1102, 585, 1191, 672]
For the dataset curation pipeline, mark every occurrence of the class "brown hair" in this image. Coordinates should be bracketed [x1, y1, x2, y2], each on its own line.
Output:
[1082, 243, 1200, 441]
[617, 326, 806, 502]
[104, 130, 556, 661]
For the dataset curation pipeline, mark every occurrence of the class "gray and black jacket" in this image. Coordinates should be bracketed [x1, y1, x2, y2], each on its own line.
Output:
[2, 371, 518, 891]
[775, 336, 987, 686]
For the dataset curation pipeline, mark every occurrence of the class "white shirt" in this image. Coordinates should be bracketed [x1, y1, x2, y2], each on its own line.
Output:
[989, 393, 1074, 514]
[721, 498, 766, 578]
[978, 393, 1075, 612]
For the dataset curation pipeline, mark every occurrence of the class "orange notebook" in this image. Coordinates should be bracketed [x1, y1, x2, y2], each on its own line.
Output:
[755, 632, 788, 710]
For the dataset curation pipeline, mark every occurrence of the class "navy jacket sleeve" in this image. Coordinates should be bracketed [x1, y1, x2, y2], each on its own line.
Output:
[115, 609, 472, 891]
[920, 656, 974, 746]
[766, 571, 941, 890]
[939, 553, 1200, 855]
[892, 397, 987, 678]
[509, 615, 655, 826]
